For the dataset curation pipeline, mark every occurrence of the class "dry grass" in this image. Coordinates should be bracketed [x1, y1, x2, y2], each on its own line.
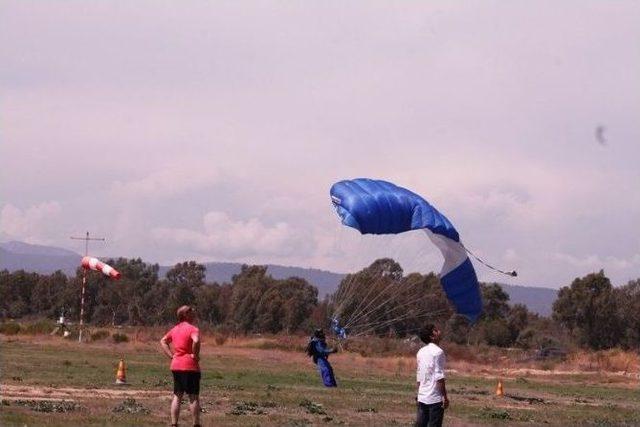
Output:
[564, 349, 639, 373]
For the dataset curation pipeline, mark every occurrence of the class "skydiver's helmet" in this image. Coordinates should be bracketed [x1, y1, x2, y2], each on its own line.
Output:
[313, 329, 325, 340]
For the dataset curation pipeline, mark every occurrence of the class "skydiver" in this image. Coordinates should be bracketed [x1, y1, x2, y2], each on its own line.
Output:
[306, 329, 338, 387]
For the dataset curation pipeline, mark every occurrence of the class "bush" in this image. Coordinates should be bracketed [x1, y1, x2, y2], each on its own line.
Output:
[112, 333, 129, 343]
[214, 333, 228, 346]
[23, 320, 55, 335]
[90, 330, 110, 341]
[482, 319, 512, 347]
[0, 322, 21, 335]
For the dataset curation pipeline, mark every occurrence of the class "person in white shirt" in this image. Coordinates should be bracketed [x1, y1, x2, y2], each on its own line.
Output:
[415, 324, 448, 427]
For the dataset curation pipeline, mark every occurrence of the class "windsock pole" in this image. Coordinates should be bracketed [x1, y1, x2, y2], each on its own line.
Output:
[70, 231, 105, 343]
[78, 269, 87, 343]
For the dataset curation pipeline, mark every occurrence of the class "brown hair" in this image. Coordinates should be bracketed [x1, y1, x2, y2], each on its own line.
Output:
[176, 305, 194, 322]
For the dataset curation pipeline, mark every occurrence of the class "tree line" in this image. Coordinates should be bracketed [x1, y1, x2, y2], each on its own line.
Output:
[0, 257, 638, 350]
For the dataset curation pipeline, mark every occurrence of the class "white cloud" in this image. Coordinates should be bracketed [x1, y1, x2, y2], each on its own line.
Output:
[552, 252, 640, 271]
[110, 162, 222, 200]
[0, 202, 62, 244]
[151, 210, 314, 261]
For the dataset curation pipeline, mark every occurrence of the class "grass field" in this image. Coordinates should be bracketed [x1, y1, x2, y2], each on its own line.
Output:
[1, 331, 639, 426]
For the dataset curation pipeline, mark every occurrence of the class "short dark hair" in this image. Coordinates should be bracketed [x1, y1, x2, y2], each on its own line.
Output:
[177, 305, 194, 322]
[418, 324, 436, 344]
[313, 329, 325, 339]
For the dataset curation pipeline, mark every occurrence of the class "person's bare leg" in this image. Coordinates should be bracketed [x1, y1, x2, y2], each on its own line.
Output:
[171, 392, 183, 425]
[188, 394, 201, 426]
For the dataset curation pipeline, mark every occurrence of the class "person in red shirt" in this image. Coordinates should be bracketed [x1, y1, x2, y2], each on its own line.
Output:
[160, 305, 202, 427]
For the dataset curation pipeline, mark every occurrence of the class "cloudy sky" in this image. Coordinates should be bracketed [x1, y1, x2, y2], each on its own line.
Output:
[1, 1, 639, 288]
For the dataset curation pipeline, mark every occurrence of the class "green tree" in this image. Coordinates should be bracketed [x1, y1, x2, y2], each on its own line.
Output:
[230, 265, 272, 332]
[616, 279, 640, 349]
[446, 314, 472, 344]
[0, 270, 39, 318]
[30, 271, 68, 318]
[507, 303, 530, 342]
[481, 283, 510, 320]
[165, 261, 206, 320]
[195, 284, 224, 325]
[166, 261, 205, 288]
[552, 270, 621, 349]
[255, 277, 318, 333]
[483, 318, 512, 347]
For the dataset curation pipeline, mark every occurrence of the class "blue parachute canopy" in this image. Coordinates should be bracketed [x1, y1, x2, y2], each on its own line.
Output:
[330, 178, 483, 323]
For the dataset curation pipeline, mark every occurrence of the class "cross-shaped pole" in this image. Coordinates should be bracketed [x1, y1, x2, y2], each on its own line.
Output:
[70, 231, 106, 343]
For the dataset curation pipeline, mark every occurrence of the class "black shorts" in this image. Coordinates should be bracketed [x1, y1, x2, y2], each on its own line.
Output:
[172, 371, 201, 395]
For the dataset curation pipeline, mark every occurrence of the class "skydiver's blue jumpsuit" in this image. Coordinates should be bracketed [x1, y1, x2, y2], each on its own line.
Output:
[311, 338, 337, 387]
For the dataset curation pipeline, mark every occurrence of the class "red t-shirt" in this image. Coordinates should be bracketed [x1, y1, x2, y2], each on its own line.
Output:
[163, 321, 200, 372]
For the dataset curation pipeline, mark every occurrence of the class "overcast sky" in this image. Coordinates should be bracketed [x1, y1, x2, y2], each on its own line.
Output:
[1, 1, 639, 288]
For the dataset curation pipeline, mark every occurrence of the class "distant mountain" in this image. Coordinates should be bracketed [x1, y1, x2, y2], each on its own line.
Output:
[1, 241, 79, 257]
[0, 241, 81, 275]
[498, 284, 557, 317]
[0, 241, 557, 315]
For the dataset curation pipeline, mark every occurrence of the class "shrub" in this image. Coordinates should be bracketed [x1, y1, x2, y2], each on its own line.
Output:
[23, 320, 56, 335]
[90, 330, 110, 341]
[214, 333, 228, 346]
[112, 333, 129, 343]
[482, 319, 512, 347]
[0, 322, 21, 335]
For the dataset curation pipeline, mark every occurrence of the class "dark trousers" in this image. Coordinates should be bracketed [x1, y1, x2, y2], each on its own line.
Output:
[416, 401, 444, 427]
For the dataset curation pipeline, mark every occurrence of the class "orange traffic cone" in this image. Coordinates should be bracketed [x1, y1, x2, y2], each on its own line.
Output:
[115, 359, 127, 385]
[496, 379, 504, 396]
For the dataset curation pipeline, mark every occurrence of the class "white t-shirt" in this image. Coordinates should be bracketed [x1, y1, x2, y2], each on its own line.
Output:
[416, 343, 446, 404]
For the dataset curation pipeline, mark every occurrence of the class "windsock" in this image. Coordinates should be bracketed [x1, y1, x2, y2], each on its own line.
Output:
[81, 256, 121, 280]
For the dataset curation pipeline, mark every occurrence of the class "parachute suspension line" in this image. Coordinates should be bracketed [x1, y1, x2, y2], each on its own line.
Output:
[329, 224, 362, 319]
[345, 289, 448, 333]
[347, 306, 429, 335]
[461, 244, 518, 277]
[343, 279, 429, 330]
[337, 275, 388, 329]
[342, 276, 403, 330]
[332, 274, 361, 319]
[341, 274, 424, 331]
[349, 309, 449, 334]
[342, 280, 448, 335]
[347, 309, 450, 337]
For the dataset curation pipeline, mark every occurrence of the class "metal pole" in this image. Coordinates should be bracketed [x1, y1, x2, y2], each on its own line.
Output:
[79, 270, 87, 343]
[70, 231, 106, 343]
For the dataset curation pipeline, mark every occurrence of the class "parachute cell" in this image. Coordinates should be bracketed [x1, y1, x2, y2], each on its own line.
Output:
[81, 256, 121, 280]
[330, 178, 482, 323]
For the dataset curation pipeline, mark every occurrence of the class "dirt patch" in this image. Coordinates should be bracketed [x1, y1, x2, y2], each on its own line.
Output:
[2, 399, 83, 413]
[112, 397, 151, 414]
[1, 384, 167, 401]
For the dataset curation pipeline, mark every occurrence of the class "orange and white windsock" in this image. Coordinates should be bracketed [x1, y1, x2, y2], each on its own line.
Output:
[81, 256, 121, 280]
